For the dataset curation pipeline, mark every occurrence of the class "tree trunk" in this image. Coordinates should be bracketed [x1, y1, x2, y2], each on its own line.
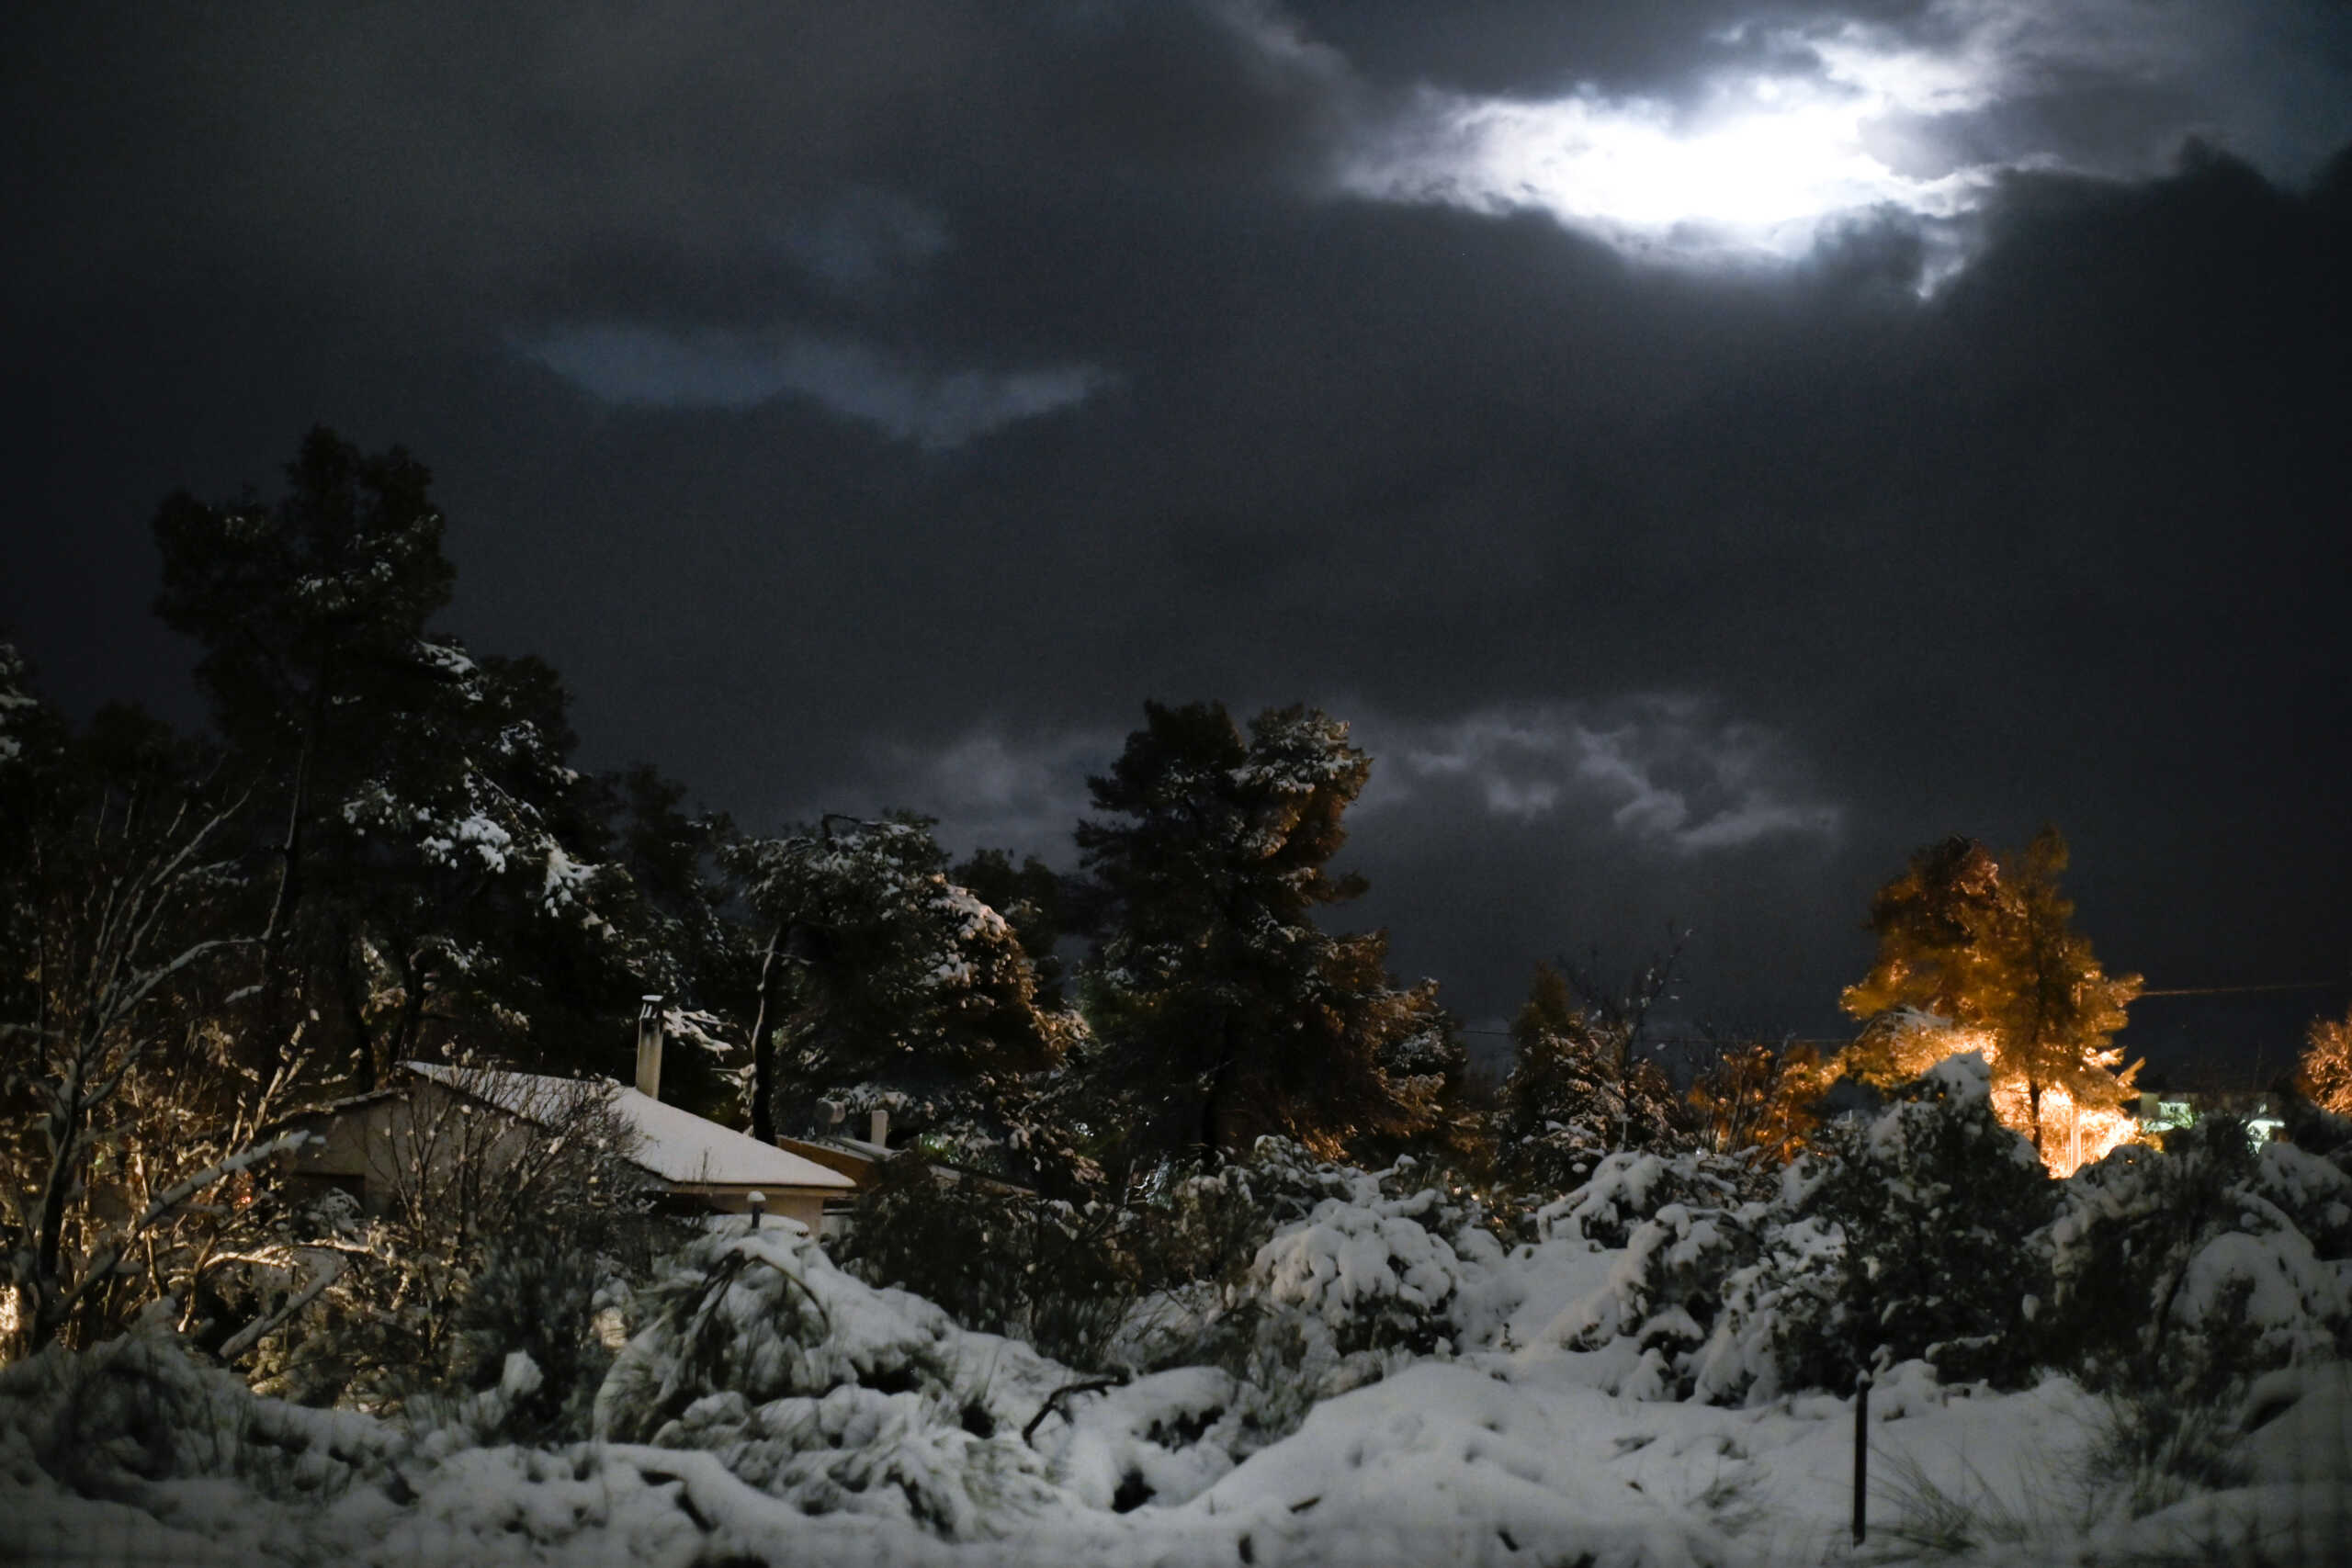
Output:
[1199, 1012, 1239, 1164]
[29, 1090, 84, 1348]
[334, 922, 379, 1089]
[382, 948, 429, 1081]
[263, 677, 329, 962]
[748, 921, 784, 1144]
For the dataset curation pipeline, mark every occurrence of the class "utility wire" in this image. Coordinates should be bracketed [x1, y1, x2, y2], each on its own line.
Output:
[2137, 980, 2347, 998]
[1456, 979, 2347, 1038]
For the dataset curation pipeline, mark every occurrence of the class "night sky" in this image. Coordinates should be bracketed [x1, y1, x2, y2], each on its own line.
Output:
[6, 2, 2349, 1073]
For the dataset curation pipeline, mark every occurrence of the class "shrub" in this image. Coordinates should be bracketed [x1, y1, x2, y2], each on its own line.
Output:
[1562, 1054, 2061, 1402]
[832, 1154, 1138, 1372]
[249, 1067, 677, 1425]
[1538, 1147, 1775, 1250]
[593, 1224, 1071, 1538]
[0, 1325, 392, 1506]
[1762, 1052, 2057, 1390]
[2045, 1117, 2352, 1404]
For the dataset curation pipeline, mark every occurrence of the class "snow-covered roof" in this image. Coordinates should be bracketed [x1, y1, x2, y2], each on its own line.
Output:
[402, 1062, 854, 1191]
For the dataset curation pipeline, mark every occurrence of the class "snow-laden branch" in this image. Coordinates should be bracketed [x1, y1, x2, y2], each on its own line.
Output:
[217, 1249, 347, 1363]
[41, 1130, 319, 1325]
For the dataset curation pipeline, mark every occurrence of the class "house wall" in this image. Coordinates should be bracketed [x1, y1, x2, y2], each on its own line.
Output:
[775, 1136, 880, 1187]
[288, 1081, 553, 1215]
[288, 1084, 840, 1228]
[669, 1186, 829, 1231]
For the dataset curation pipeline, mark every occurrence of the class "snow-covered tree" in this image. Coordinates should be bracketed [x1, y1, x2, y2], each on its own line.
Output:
[729, 815, 1079, 1179]
[151, 427, 455, 965]
[1076, 702, 1447, 1164]
[1757, 1053, 2058, 1390]
[1495, 964, 1689, 1196]
[324, 643, 696, 1080]
[952, 846, 1075, 1009]
[151, 431, 710, 1089]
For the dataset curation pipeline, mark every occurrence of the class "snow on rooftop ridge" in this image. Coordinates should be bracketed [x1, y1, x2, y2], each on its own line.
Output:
[401, 1061, 854, 1190]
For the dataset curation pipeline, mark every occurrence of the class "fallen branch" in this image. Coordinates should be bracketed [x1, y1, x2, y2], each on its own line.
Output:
[1023, 1377, 1122, 1445]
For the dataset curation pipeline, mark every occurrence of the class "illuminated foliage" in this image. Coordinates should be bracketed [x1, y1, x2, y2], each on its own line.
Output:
[1841, 828, 2142, 1160]
[1686, 1037, 1831, 1162]
[2299, 1005, 2352, 1115]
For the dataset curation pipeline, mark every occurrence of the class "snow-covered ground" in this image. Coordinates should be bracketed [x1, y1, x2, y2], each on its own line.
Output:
[6, 1203, 2346, 1567]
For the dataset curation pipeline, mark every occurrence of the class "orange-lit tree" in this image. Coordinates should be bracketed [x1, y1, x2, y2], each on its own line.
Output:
[2299, 1005, 2352, 1115]
[1841, 828, 2141, 1161]
[1687, 1036, 1832, 1162]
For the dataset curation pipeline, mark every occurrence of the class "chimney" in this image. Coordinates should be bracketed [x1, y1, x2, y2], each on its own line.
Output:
[635, 996, 665, 1101]
[869, 1108, 889, 1148]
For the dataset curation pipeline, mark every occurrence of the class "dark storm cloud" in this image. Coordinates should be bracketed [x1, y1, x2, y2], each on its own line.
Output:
[5, 2, 2348, 1054]
[518, 323, 1112, 447]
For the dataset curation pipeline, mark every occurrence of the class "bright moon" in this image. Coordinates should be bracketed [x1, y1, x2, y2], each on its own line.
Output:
[1345, 21, 2014, 267]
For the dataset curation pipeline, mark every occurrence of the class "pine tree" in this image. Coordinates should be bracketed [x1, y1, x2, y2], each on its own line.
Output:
[729, 815, 1074, 1176]
[1496, 963, 1689, 1192]
[150, 432, 675, 1087]
[951, 847, 1073, 1009]
[151, 428, 454, 963]
[1075, 701, 1442, 1163]
[1841, 827, 2141, 1156]
[330, 647, 690, 1080]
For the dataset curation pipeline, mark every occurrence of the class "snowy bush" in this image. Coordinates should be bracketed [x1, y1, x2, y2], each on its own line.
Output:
[1568, 1063, 2352, 1409]
[1120, 1136, 1445, 1299]
[1763, 1052, 2057, 1390]
[593, 1220, 1088, 1536]
[1555, 1198, 1775, 1401]
[2046, 1116, 2352, 1400]
[1556, 1054, 2061, 1402]
[1123, 1147, 1518, 1447]
[833, 1153, 1137, 1371]
[1250, 1180, 1465, 1359]
[0, 1323, 394, 1507]
[1537, 1147, 1774, 1250]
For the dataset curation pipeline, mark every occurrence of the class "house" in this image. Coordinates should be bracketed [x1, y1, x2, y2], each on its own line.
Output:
[2133, 1090, 2287, 1148]
[775, 1101, 1035, 1204]
[283, 1000, 854, 1231]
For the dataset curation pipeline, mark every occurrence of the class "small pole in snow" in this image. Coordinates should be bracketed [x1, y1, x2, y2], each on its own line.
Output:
[1853, 1368, 1872, 1546]
[748, 1191, 764, 1233]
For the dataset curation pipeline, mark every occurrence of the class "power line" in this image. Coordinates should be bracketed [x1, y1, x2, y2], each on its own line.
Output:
[1455, 979, 2347, 1039]
[2136, 980, 2347, 998]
